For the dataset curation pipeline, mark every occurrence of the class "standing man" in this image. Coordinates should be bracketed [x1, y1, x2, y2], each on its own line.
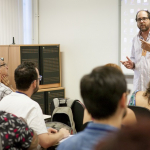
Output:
[0, 62, 70, 149]
[57, 65, 127, 150]
[121, 10, 150, 91]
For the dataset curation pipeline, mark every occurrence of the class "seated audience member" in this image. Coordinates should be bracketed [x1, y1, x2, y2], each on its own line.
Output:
[128, 81, 150, 110]
[0, 62, 70, 149]
[0, 111, 38, 150]
[83, 63, 136, 127]
[95, 117, 150, 150]
[0, 58, 13, 100]
[57, 65, 127, 150]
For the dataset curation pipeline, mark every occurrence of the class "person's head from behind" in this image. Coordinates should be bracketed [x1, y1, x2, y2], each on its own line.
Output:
[15, 62, 39, 94]
[95, 117, 150, 150]
[80, 65, 127, 121]
[105, 63, 123, 73]
[0, 57, 8, 76]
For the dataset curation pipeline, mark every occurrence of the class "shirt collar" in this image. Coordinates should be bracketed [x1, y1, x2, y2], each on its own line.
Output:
[138, 31, 150, 40]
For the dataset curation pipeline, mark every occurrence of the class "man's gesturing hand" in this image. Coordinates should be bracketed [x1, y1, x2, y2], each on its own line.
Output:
[120, 56, 134, 69]
[140, 39, 150, 52]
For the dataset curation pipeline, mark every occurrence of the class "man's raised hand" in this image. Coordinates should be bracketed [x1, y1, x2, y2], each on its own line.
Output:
[120, 56, 134, 69]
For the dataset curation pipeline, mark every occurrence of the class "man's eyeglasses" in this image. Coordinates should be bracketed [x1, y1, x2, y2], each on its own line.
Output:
[0, 58, 4, 61]
[38, 75, 42, 81]
[137, 17, 149, 22]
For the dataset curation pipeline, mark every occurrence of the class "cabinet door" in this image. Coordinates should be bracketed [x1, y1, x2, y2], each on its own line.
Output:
[20, 46, 40, 70]
[47, 89, 64, 115]
[31, 92, 46, 114]
[40, 46, 60, 85]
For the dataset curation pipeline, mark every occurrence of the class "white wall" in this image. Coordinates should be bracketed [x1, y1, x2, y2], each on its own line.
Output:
[38, 0, 132, 101]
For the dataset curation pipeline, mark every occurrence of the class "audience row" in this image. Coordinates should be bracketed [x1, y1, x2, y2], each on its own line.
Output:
[0, 57, 150, 150]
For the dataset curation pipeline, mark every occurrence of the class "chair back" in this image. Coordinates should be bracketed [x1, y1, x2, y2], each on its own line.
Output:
[128, 106, 150, 122]
[71, 100, 85, 132]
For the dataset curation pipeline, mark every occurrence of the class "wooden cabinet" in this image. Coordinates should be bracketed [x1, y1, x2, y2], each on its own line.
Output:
[0, 44, 65, 116]
[31, 87, 65, 115]
[0, 44, 61, 89]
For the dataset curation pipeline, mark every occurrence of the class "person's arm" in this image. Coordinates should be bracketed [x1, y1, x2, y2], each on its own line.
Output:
[48, 128, 58, 134]
[28, 105, 70, 148]
[28, 131, 39, 150]
[38, 128, 70, 148]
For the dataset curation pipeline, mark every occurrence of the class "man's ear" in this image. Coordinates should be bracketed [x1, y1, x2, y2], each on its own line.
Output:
[32, 80, 37, 88]
[120, 93, 127, 108]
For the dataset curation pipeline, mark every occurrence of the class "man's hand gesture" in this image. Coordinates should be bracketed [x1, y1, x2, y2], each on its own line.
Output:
[120, 56, 134, 69]
[140, 39, 150, 52]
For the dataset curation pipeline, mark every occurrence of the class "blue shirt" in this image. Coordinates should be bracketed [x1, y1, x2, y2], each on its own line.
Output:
[57, 122, 118, 150]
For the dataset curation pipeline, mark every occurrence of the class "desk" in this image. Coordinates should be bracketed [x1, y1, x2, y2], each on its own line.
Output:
[43, 114, 51, 122]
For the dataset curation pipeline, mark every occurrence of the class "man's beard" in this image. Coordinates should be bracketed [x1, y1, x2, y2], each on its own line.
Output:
[138, 24, 150, 32]
[33, 82, 39, 94]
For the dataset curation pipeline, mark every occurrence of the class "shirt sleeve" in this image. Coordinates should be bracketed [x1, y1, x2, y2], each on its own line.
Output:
[27, 103, 48, 135]
[2, 87, 12, 99]
[0, 83, 12, 100]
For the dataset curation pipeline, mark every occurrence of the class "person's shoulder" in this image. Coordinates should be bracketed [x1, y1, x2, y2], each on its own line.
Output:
[0, 83, 11, 90]
[57, 135, 78, 150]
[30, 97, 41, 108]
[122, 108, 136, 126]
[136, 91, 148, 105]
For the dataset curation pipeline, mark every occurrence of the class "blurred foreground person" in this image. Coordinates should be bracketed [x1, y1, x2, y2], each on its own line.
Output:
[0, 111, 38, 150]
[57, 65, 127, 150]
[95, 116, 150, 150]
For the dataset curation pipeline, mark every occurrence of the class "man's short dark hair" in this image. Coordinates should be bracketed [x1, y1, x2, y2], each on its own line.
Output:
[80, 66, 127, 119]
[15, 62, 38, 90]
[135, 10, 150, 21]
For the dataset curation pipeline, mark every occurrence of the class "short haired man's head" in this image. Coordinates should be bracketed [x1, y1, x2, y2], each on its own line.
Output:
[135, 10, 150, 32]
[0, 58, 8, 76]
[80, 66, 127, 120]
[15, 62, 39, 92]
[105, 63, 123, 73]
